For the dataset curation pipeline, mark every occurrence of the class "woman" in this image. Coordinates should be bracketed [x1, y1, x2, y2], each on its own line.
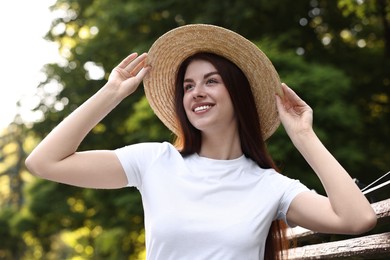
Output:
[25, 24, 376, 260]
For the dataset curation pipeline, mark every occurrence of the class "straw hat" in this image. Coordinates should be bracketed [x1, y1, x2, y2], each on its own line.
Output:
[144, 24, 282, 140]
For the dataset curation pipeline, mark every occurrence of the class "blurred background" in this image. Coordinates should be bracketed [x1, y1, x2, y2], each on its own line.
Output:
[0, 0, 389, 259]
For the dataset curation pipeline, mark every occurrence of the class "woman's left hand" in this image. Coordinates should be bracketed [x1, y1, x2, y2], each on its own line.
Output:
[277, 83, 377, 235]
[275, 83, 313, 138]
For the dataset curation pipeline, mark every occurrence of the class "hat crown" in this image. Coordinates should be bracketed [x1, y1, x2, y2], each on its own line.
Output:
[144, 24, 281, 139]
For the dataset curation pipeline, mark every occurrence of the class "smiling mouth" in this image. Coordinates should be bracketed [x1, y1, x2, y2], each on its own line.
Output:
[193, 105, 213, 112]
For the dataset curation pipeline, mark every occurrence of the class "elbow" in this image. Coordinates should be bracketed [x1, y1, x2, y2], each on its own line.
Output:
[25, 154, 38, 176]
[360, 211, 377, 233]
[348, 210, 377, 235]
[25, 153, 46, 178]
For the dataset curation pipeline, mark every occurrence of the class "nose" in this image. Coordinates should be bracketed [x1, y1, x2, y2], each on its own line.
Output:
[192, 85, 206, 100]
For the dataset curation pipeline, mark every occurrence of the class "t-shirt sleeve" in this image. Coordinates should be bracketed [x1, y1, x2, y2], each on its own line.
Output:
[114, 142, 169, 188]
[276, 178, 310, 227]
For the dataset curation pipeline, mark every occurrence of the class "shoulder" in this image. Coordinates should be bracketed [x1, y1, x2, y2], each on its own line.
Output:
[262, 168, 293, 182]
[116, 141, 174, 154]
[113, 142, 182, 187]
[261, 168, 308, 193]
[115, 142, 181, 162]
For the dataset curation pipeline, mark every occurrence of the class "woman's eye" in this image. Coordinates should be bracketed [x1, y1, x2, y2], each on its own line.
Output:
[184, 84, 194, 91]
[206, 78, 218, 84]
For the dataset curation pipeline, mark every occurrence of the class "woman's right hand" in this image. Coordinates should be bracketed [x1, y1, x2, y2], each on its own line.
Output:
[107, 52, 150, 98]
[25, 53, 151, 189]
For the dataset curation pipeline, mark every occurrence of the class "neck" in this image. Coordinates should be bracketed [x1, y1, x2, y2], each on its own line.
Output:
[199, 126, 243, 160]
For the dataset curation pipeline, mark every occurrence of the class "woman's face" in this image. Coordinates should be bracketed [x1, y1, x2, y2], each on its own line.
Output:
[182, 59, 236, 134]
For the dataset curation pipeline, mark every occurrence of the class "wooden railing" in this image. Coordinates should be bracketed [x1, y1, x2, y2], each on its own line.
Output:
[287, 198, 390, 259]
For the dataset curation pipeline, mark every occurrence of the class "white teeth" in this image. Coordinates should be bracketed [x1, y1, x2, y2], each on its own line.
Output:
[194, 105, 211, 112]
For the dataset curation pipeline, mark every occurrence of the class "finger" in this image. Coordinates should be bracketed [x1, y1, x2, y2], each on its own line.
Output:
[124, 53, 148, 73]
[133, 65, 151, 83]
[277, 83, 291, 108]
[281, 82, 289, 94]
[278, 83, 291, 105]
[117, 53, 138, 69]
[275, 92, 283, 107]
[276, 92, 294, 117]
[275, 94, 285, 116]
[130, 59, 146, 77]
[281, 83, 297, 100]
[282, 83, 307, 106]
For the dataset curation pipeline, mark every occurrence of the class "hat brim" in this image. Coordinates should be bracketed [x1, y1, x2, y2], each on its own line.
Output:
[144, 24, 281, 140]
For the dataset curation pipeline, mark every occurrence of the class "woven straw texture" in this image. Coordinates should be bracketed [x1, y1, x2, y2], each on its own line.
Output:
[144, 24, 282, 140]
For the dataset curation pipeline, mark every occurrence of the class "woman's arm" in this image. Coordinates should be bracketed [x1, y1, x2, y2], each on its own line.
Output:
[25, 53, 150, 189]
[276, 83, 376, 234]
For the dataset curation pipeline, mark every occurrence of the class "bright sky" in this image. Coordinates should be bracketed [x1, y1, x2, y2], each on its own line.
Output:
[0, 0, 59, 130]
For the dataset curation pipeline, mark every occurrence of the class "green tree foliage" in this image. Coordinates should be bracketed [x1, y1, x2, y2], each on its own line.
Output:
[305, 1, 390, 184]
[0, 124, 33, 259]
[0, 0, 388, 259]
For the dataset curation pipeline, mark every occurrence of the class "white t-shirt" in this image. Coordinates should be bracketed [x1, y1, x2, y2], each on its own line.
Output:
[115, 142, 309, 260]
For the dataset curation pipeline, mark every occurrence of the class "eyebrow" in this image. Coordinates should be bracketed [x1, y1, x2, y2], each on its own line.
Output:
[183, 71, 220, 83]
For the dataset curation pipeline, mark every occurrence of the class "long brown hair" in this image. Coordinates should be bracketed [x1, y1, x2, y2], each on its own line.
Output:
[174, 52, 289, 260]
